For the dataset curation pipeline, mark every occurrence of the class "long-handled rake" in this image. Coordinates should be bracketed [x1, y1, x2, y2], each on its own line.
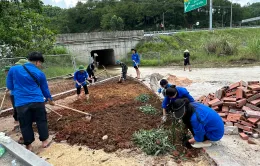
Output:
[0, 92, 7, 112]
[55, 104, 92, 121]
[46, 106, 63, 121]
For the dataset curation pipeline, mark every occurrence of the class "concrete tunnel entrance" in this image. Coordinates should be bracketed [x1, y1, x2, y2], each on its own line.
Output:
[90, 49, 115, 67]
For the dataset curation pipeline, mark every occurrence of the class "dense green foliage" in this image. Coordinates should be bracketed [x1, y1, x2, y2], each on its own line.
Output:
[43, 0, 260, 33]
[0, 0, 55, 57]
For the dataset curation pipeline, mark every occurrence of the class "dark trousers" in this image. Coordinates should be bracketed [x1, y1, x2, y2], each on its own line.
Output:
[76, 85, 89, 95]
[87, 71, 97, 82]
[122, 71, 127, 80]
[16, 102, 49, 145]
[10, 95, 18, 121]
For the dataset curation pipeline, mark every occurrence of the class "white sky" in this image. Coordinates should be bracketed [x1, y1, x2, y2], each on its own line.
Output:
[42, 0, 260, 8]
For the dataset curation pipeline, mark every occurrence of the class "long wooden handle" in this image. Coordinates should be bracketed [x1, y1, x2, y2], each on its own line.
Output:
[0, 92, 7, 111]
[46, 106, 63, 117]
[55, 104, 91, 116]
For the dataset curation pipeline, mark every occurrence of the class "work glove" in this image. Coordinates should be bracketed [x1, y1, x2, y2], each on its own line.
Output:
[161, 115, 167, 123]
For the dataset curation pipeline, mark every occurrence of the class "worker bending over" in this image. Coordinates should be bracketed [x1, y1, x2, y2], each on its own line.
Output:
[116, 60, 128, 82]
[74, 65, 91, 100]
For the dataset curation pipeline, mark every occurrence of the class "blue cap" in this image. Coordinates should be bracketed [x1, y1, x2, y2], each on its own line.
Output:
[116, 60, 121, 64]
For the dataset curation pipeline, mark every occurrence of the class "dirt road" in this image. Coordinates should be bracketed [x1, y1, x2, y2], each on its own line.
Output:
[126, 66, 260, 98]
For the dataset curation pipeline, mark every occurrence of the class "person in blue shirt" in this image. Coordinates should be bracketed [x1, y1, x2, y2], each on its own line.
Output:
[6, 52, 54, 151]
[158, 79, 172, 97]
[169, 98, 224, 148]
[162, 85, 194, 122]
[74, 65, 90, 100]
[131, 49, 141, 79]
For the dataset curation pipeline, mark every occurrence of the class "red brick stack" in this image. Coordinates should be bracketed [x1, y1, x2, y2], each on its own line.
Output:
[197, 80, 260, 141]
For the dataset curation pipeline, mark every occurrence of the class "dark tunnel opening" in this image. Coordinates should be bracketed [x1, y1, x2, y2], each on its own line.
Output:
[91, 49, 115, 67]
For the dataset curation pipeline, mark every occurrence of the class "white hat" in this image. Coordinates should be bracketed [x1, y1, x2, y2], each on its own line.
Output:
[184, 49, 189, 53]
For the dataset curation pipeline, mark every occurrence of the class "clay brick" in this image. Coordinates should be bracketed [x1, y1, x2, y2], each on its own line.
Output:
[247, 93, 260, 102]
[243, 89, 251, 94]
[246, 103, 260, 112]
[247, 118, 260, 124]
[236, 99, 247, 108]
[229, 82, 240, 90]
[235, 123, 245, 130]
[212, 101, 223, 107]
[239, 132, 249, 140]
[203, 96, 211, 106]
[242, 106, 253, 112]
[208, 98, 220, 106]
[227, 114, 242, 122]
[245, 93, 253, 98]
[197, 95, 206, 102]
[226, 91, 236, 97]
[248, 139, 257, 144]
[223, 102, 236, 107]
[212, 106, 220, 111]
[242, 126, 252, 132]
[240, 80, 248, 87]
[218, 113, 226, 117]
[250, 99, 260, 106]
[248, 84, 260, 91]
[222, 118, 228, 123]
[223, 97, 237, 102]
[225, 122, 233, 126]
[222, 106, 229, 112]
[240, 120, 255, 127]
[215, 89, 224, 99]
[252, 91, 258, 94]
[236, 88, 243, 99]
[244, 109, 260, 118]
[257, 122, 260, 129]
[244, 131, 253, 135]
[248, 81, 259, 85]
[209, 93, 216, 100]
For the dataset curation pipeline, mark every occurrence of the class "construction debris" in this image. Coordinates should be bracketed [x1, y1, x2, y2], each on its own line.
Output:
[198, 80, 260, 143]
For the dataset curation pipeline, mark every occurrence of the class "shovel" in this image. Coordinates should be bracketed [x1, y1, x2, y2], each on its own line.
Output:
[55, 104, 92, 121]
[46, 106, 63, 121]
[0, 92, 7, 111]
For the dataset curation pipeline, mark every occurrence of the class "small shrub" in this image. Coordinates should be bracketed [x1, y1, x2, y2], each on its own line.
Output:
[132, 129, 175, 155]
[139, 104, 157, 115]
[203, 35, 238, 56]
[135, 94, 150, 103]
[248, 38, 260, 59]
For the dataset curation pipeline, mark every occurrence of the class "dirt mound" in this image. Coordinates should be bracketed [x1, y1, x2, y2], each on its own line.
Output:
[164, 74, 192, 86]
[48, 79, 162, 152]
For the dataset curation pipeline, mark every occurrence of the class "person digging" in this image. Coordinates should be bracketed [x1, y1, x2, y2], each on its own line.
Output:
[86, 62, 97, 83]
[116, 60, 128, 83]
[6, 52, 54, 151]
[74, 65, 91, 100]
[166, 98, 224, 148]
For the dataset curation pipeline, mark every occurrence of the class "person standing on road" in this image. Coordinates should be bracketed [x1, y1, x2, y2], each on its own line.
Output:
[168, 98, 224, 148]
[161, 85, 194, 122]
[86, 62, 97, 83]
[131, 49, 141, 79]
[116, 60, 128, 82]
[184, 49, 191, 72]
[74, 65, 90, 100]
[6, 52, 54, 151]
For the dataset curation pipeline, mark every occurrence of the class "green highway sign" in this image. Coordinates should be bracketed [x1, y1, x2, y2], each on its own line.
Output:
[184, 0, 207, 13]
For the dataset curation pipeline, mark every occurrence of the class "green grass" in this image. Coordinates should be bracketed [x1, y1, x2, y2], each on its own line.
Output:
[135, 28, 260, 66]
[43, 66, 74, 78]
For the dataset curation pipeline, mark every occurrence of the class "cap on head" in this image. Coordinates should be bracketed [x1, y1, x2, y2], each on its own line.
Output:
[116, 60, 121, 64]
[28, 52, 44, 63]
[15, 59, 28, 65]
[184, 49, 189, 53]
[160, 79, 168, 86]
[166, 86, 177, 97]
[78, 65, 85, 70]
[171, 98, 187, 119]
[2, 66, 11, 72]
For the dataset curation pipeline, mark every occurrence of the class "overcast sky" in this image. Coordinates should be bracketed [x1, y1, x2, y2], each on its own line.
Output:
[42, 0, 260, 9]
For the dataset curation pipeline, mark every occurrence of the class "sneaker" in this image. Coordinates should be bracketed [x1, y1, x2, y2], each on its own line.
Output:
[191, 141, 212, 148]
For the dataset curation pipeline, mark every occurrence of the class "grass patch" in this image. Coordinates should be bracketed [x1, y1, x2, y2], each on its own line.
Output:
[139, 104, 157, 115]
[132, 129, 175, 155]
[135, 28, 260, 67]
